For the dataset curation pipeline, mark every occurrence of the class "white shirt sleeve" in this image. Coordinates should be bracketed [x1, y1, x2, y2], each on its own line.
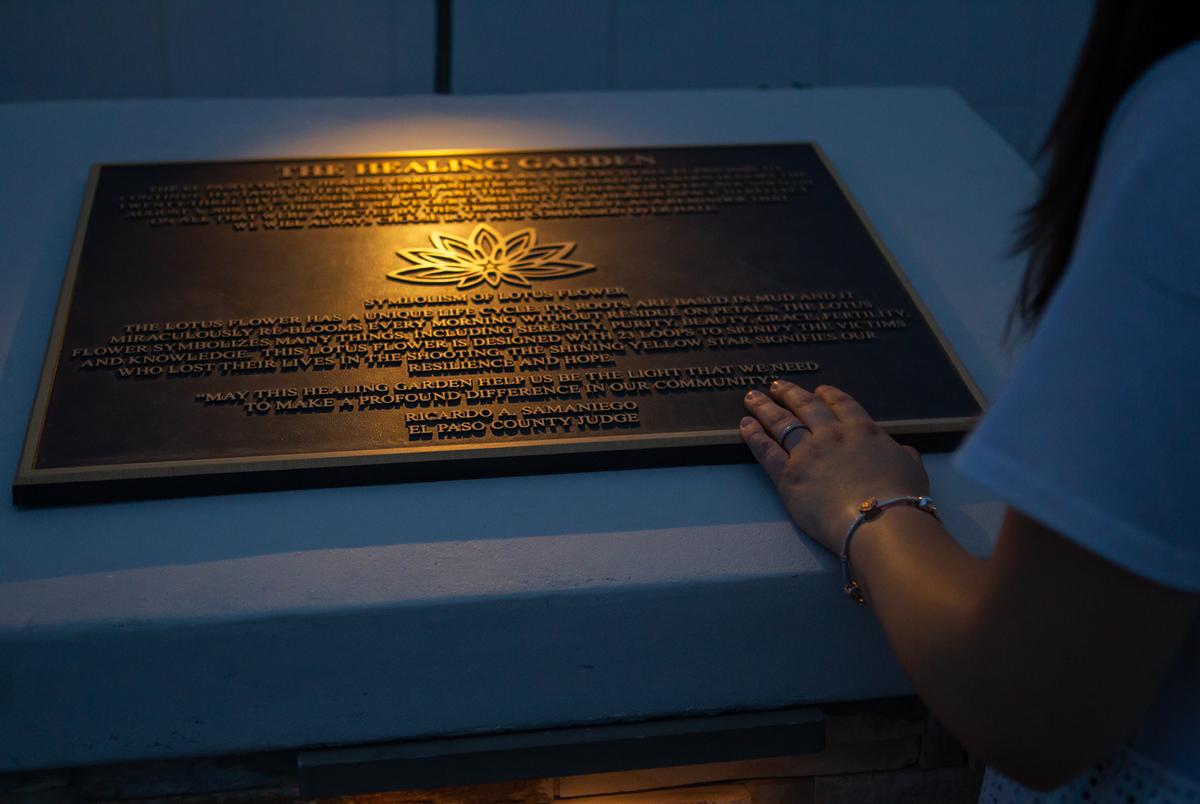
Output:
[953, 50, 1200, 592]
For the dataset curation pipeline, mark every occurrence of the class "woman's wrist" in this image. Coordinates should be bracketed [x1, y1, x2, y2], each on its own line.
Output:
[846, 504, 945, 602]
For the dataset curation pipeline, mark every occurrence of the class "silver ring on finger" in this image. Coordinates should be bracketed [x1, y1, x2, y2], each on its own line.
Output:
[778, 421, 811, 452]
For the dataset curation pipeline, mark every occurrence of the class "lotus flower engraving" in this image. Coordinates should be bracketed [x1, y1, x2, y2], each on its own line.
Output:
[389, 224, 595, 289]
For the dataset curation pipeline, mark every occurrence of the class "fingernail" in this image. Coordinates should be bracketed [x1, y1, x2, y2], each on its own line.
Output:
[740, 416, 754, 428]
[745, 390, 761, 401]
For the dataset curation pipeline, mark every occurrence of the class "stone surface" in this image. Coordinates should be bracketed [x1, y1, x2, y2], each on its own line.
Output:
[919, 716, 968, 770]
[812, 766, 983, 804]
[315, 779, 554, 804]
[554, 740, 920, 798]
[745, 779, 815, 804]
[0, 88, 1026, 770]
[822, 698, 927, 744]
[78, 753, 295, 800]
[560, 785, 751, 804]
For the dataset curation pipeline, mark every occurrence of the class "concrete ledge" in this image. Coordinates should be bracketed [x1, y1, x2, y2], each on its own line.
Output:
[0, 87, 1027, 770]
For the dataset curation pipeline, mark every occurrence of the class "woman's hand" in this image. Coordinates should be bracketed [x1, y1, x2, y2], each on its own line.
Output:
[739, 380, 929, 552]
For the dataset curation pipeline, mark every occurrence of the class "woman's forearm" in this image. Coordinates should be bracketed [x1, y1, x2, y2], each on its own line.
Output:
[849, 506, 1196, 789]
[850, 508, 1093, 787]
[849, 508, 995, 741]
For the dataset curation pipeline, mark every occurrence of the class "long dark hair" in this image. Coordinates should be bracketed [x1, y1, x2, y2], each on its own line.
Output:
[1014, 2, 1200, 330]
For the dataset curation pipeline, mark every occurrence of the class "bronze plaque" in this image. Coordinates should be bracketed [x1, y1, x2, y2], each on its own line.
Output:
[15, 145, 983, 505]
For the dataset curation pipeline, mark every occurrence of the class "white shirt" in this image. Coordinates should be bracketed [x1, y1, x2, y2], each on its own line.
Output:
[954, 41, 1200, 799]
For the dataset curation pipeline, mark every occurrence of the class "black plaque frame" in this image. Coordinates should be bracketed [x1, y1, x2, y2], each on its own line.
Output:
[14, 145, 985, 506]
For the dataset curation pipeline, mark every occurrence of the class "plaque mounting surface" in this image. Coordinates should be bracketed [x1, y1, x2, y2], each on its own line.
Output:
[15, 144, 983, 505]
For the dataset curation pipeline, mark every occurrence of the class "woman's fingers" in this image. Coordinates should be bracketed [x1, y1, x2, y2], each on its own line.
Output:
[769, 379, 837, 430]
[814, 385, 873, 423]
[741, 381, 931, 550]
[739, 416, 788, 484]
[744, 389, 802, 442]
[903, 445, 923, 466]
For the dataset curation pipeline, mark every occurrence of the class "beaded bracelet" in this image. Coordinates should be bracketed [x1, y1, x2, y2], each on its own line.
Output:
[840, 495, 940, 603]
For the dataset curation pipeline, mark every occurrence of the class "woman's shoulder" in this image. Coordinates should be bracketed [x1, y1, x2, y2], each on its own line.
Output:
[1083, 40, 1200, 300]
[952, 41, 1200, 593]
[1104, 40, 1200, 157]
